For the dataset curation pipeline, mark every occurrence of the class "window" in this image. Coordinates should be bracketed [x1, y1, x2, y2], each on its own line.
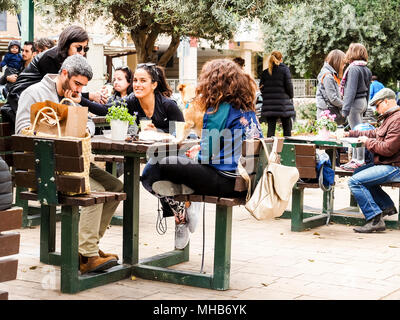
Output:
[0, 12, 6, 31]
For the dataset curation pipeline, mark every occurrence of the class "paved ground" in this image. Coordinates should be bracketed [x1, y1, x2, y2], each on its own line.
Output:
[2, 173, 400, 301]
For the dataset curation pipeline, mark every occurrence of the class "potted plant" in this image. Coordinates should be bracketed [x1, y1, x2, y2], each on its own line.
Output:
[316, 109, 337, 139]
[105, 101, 135, 140]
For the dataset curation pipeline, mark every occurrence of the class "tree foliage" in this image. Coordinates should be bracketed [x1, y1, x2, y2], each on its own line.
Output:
[262, 0, 400, 84]
[35, 0, 269, 66]
[0, 0, 19, 13]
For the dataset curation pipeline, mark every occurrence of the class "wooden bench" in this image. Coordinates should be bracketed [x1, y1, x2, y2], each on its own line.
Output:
[12, 134, 129, 293]
[131, 138, 276, 290]
[0, 207, 22, 300]
[279, 143, 332, 231]
[0, 116, 44, 228]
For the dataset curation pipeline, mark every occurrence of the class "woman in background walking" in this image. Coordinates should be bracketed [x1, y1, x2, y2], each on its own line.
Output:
[259, 50, 295, 137]
[340, 43, 372, 171]
[316, 49, 345, 124]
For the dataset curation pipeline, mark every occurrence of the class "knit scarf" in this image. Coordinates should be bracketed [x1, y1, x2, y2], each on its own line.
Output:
[340, 60, 368, 97]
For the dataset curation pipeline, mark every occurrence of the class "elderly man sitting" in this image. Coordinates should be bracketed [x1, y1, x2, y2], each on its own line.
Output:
[344, 88, 400, 233]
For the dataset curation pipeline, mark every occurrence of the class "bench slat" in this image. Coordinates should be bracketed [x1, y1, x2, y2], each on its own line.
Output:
[0, 233, 20, 257]
[0, 290, 8, 300]
[297, 167, 317, 179]
[13, 152, 85, 172]
[0, 122, 12, 137]
[0, 258, 18, 282]
[0, 137, 12, 152]
[94, 155, 124, 163]
[295, 144, 316, 156]
[12, 135, 83, 157]
[19, 191, 126, 207]
[295, 155, 316, 167]
[0, 208, 22, 232]
[15, 171, 85, 194]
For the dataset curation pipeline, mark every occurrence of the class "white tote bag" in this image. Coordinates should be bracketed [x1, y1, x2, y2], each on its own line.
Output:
[238, 138, 299, 220]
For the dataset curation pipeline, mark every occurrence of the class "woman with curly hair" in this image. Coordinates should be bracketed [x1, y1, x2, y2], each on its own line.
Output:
[141, 58, 263, 249]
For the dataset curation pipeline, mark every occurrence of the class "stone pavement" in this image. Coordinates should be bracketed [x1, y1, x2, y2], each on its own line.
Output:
[2, 175, 400, 300]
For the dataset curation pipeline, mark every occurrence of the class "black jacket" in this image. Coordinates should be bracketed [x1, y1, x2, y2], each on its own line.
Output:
[1, 47, 89, 128]
[0, 158, 12, 211]
[259, 63, 295, 119]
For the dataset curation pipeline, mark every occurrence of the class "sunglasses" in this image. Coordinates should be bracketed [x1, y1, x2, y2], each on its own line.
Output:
[137, 62, 156, 68]
[76, 45, 89, 53]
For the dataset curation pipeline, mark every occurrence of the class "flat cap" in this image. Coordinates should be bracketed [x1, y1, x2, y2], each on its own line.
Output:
[369, 88, 396, 106]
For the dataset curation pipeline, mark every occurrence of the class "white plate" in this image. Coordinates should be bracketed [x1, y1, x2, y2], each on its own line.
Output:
[103, 133, 127, 141]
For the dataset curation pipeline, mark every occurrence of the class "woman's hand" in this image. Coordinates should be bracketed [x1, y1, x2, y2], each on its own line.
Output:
[64, 89, 82, 104]
[89, 91, 108, 104]
[185, 145, 201, 159]
[143, 123, 157, 131]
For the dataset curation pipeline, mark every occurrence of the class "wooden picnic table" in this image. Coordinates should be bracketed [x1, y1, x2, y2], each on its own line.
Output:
[280, 135, 365, 231]
[90, 135, 199, 265]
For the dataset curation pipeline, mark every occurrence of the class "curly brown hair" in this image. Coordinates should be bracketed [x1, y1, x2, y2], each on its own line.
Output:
[195, 59, 256, 114]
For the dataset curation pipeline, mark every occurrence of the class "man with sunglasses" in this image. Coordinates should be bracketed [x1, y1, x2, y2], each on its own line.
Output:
[342, 88, 400, 233]
[15, 54, 123, 274]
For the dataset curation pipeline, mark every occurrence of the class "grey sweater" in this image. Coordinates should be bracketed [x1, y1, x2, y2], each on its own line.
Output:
[341, 64, 372, 117]
[15, 74, 95, 135]
[316, 62, 343, 110]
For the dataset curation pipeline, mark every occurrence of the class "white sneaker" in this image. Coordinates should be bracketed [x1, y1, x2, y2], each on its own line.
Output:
[186, 202, 202, 233]
[175, 223, 190, 249]
[153, 181, 194, 197]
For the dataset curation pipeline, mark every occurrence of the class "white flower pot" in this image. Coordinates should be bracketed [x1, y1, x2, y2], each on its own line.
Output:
[110, 119, 129, 140]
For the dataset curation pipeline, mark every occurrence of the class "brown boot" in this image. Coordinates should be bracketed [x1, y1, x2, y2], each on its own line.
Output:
[98, 249, 119, 261]
[79, 254, 118, 274]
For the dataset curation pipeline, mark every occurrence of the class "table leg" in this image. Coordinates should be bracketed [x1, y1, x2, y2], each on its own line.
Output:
[123, 156, 140, 265]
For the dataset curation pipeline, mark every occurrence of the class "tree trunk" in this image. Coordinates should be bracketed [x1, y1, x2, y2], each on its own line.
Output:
[131, 29, 159, 64]
[158, 34, 181, 67]
[131, 29, 181, 67]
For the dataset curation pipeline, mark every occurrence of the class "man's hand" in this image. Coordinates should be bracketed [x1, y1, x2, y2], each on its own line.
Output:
[64, 89, 82, 104]
[358, 135, 369, 144]
[6, 74, 17, 83]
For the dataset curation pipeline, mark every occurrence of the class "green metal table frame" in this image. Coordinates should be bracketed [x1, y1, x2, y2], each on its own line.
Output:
[279, 137, 400, 231]
[27, 138, 133, 293]
[92, 139, 234, 290]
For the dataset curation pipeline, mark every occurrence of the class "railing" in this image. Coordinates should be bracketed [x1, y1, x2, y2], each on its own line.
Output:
[167, 78, 318, 98]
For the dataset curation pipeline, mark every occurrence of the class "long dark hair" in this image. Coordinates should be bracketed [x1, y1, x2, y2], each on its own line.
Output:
[136, 63, 172, 97]
[113, 66, 133, 96]
[57, 25, 89, 61]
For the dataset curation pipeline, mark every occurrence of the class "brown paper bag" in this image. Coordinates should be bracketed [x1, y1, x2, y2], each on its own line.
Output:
[30, 98, 88, 138]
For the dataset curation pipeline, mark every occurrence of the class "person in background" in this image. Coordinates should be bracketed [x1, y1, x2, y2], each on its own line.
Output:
[141, 58, 263, 249]
[316, 49, 345, 124]
[106, 66, 133, 103]
[34, 37, 56, 53]
[343, 88, 400, 233]
[1, 25, 105, 127]
[232, 57, 245, 70]
[259, 50, 295, 137]
[0, 40, 23, 73]
[369, 75, 385, 100]
[340, 43, 372, 171]
[0, 41, 36, 99]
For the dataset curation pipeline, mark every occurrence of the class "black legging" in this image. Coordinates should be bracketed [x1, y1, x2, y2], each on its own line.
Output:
[264, 116, 292, 137]
[141, 156, 245, 198]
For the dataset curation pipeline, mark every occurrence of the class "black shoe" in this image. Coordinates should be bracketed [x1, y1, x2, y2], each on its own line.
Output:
[353, 214, 386, 233]
[382, 206, 397, 217]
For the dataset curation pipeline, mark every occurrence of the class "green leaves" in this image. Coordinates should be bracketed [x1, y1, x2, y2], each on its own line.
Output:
[105, 101, 135, 125]
[261, 0, 400, 83]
